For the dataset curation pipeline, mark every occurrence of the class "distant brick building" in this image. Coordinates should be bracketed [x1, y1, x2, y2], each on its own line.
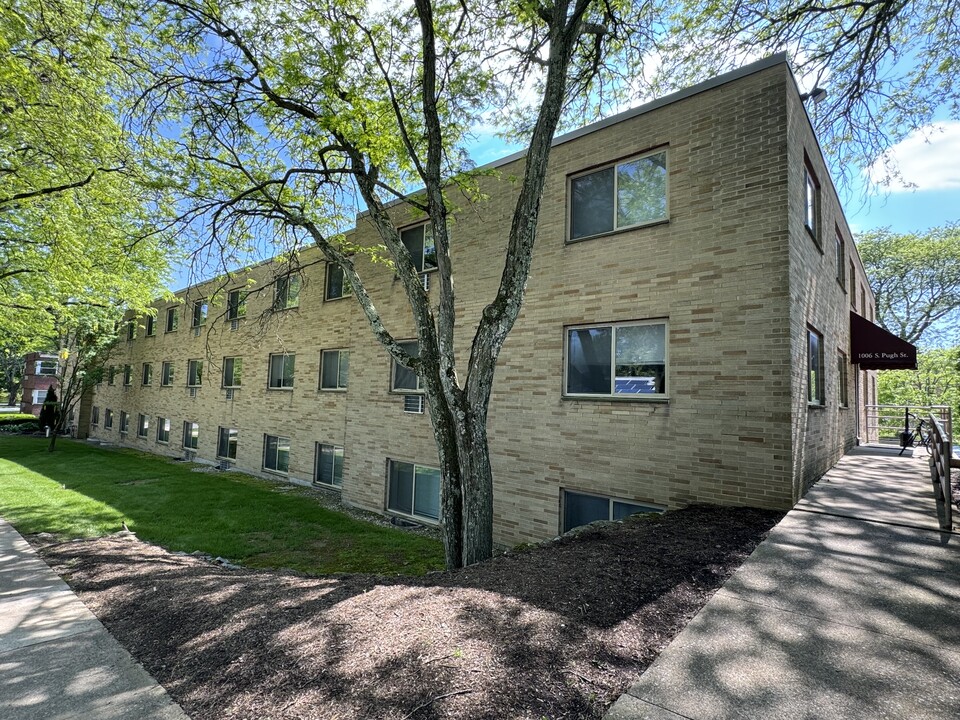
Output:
[20, 352, 58, 417]
[87, 55, 888, 546]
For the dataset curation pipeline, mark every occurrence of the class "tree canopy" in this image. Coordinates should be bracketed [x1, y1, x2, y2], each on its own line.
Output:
[857, 224, 960, 347]
[127, 0, 659, 567]
[657, 0, 960, 189]
[0, 0, 172, 351]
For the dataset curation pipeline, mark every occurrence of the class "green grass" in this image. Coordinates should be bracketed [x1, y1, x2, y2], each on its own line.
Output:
[0, 436, 445, 575]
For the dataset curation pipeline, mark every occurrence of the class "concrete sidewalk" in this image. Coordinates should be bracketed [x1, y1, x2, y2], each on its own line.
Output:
[605, 446, 960, 720]
[0, 518, 189, 720]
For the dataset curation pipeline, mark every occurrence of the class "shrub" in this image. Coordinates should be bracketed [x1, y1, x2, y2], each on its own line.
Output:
[0, 414, 39, 427]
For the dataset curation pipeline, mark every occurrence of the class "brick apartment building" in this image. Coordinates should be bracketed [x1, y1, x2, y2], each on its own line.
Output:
[86, 55, 890, 546]
[20, 352, 59, 416]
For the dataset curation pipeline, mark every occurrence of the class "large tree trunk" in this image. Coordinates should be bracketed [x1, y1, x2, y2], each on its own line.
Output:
[456, 412, 494, 566]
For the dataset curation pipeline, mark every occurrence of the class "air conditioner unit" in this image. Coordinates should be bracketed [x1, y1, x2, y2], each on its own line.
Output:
[403, 394, 425, 414]
[217, 460, 232, 471]
[230, 319, 239, 331]
[225, 388, 234, 400]
[183, 450, 196, 461]
[189, 387, 198, 398]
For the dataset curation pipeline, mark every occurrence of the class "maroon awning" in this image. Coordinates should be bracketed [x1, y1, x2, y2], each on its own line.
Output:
[850, 311, 917, 369]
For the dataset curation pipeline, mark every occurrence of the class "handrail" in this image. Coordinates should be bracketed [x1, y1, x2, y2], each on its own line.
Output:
[864, 404, 952, 445]
[929, 414, 955, 531]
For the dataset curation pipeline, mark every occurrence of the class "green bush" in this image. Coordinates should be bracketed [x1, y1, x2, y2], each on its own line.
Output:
[0, 421, 41, 433]
[0, 414, 39, 427]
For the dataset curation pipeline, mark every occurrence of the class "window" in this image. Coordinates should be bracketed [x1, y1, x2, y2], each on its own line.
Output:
[191, 299, 208, 328]
[161, 361, 175, 386]
[127, 322, 136, 341]
[562, 490, 661, 532]
[325, 263, 350, 300]
[217, 427, 238, 460]
[222, 357, 243, 388]
[315, 443, 344, 487]
[226, 289, 247, 320]
[849, 260, 856, 307]
[107, 366, 116, 386]
[400, 224, 438, 273]
[137, 413, 149, 438]
[165, 306, 179, 333]
[807, 326, 825, 406]
[122, 364, 133, 386]
[91, 406, 99, 426]
[274, 275, 301, 310]
[268, 353, 295, 389]
[565, 321, 667, 398]
[119, 411, 130, 434]
[156, 417, 170, 444]
[104, 409, 114, 429]
[836, 230, 846, 289]
[391, 341, 421, 392]
[187, 359, 203, 387]
[182, 421, 199, 450]
[837, 351, 849, 407]
[803, 161, 820, 246]
[319, 350, 349, 390]
[35, 359, 57, 375]
[569, 150, 668, 242]
[145, 314, 156, 337]
[263, 434, 290, 473]
[142, 363, 153, 386]
[387, 460, 440, 522]
[860, 287, 866, 316]
[32, 389, 47, 405]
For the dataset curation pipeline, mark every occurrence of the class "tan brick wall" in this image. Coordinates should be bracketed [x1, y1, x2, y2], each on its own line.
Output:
[88, 59, 862, 547]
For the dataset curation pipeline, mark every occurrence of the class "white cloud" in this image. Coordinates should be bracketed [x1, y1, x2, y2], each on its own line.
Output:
[869, 122, 960, 192]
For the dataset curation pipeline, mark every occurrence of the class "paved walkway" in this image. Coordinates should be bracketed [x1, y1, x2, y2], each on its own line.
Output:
[605, 445, 960, 720]
[0, 518, 189, 720]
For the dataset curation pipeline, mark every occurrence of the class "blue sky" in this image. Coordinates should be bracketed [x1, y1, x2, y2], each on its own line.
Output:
[844, 120, 960, 235]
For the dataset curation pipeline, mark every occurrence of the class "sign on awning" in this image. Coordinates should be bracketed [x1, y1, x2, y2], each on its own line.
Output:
[849, 311, 917, 370]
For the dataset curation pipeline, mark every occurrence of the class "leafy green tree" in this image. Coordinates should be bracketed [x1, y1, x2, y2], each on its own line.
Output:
[657, 0, 959, 188]
[132, 0, 658, 568]
[1, 345, 27, 406]
[878, 347, 960, 427]
[44, 310, 130, 451]
[1, 0, 174, 343]
[1, 0, 172, 415]
[857, 225, 960, 346]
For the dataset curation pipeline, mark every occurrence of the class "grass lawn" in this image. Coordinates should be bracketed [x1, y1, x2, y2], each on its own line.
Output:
[0, 436, 445, 574]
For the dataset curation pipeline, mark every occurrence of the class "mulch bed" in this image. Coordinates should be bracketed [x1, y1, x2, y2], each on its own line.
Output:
[35, 505, 782, 720]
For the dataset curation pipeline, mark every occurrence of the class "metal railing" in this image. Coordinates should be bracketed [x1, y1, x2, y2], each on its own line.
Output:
[865, 404, 953, 447]
[929, 414, 956, 530]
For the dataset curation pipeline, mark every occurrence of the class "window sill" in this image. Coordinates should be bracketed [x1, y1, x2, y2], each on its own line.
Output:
[313, 480, 343, 491]
[566, 217, 669, 245]
[323, 294, 350, 303]
[157, 440, 169, 445]
[562, 394, 669, 404]
[318, 387, 348, 393]
[385, 510, 439, 527]
[807, 402, 826, 410]
[390, 389, 424, 395]
[267, 386, 295, 391]
[262, 467, 289, 477]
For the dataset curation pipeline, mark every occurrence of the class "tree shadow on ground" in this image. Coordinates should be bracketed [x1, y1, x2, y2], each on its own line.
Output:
[34, 505, 781, 720]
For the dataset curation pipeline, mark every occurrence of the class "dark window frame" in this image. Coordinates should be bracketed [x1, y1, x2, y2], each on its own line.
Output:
[567, 148, 669, 243]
